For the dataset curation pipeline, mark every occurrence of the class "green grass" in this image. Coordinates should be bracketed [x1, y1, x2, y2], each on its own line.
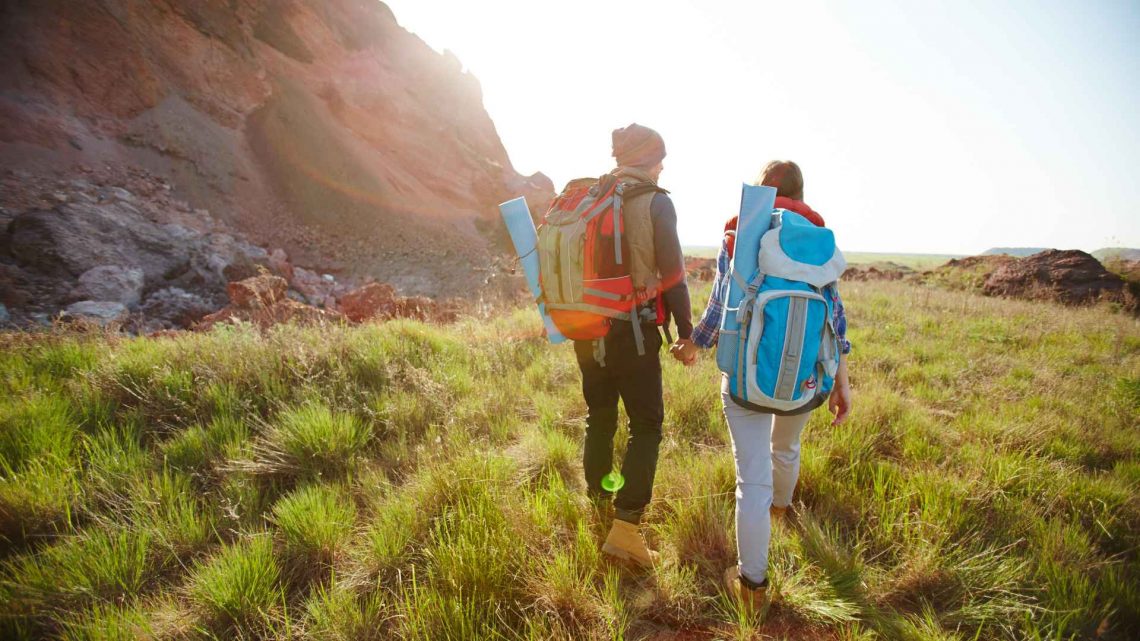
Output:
[0, 284, 1137, 639]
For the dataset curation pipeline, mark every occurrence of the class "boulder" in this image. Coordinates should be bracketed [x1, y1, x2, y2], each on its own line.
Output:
[196, 298, 345, 330]
[338, 282, 397, 322]
[72, 265, 145, 307]
[226, 274, 288, 309]
[207, 233, 271, 282]
[336, 282, 458, 323]
[140, 287, 213, 327]
[982, 250, 1134, 308]
[63, 300, 128, 326]
[8, 203, 191, 285]
[395, 295, 436, 321]
[291, 266, 337, 305]
[268, 248, 294, 283]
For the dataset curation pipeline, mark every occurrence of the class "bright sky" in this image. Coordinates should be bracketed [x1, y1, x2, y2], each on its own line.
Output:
[384, 0, 1139, 254]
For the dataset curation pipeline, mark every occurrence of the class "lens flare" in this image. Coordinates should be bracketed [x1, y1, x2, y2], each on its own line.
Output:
[601, 472, 625, 493]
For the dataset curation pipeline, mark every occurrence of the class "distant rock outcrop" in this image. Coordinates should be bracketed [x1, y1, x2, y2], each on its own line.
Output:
[684, 257, 717, 282]
[0, 0, 554, 329]
[919, 250, 1137, 313]
[982, 250, 1136, 311]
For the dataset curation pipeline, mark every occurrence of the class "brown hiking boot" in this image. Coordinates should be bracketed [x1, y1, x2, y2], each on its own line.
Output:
[724, 566, 770, 613]
[770, 504, 788, 521]
[601, 519, 659, 569]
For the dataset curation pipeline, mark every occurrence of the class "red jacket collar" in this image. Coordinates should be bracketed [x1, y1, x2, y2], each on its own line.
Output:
[774, 197, 825, 227]
[723, 198, 825, 257]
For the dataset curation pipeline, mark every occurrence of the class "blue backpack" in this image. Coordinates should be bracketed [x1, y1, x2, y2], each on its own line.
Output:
[717, 209, 846, 415]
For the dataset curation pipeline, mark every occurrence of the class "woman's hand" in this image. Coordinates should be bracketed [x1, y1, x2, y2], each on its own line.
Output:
[828, 382, 851, 425]
[828, 354, 852, 425]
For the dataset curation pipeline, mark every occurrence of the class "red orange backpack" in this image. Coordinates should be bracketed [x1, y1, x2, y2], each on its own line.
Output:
[536, 174, 668, 355]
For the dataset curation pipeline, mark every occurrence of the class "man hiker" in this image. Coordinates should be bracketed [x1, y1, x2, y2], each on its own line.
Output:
[575, 123, 694, 567]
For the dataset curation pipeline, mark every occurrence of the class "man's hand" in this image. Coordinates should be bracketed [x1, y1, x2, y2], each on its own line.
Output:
[669, 339, 698, 366]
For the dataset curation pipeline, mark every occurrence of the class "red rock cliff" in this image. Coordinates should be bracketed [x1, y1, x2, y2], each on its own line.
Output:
[0, 0, 552, 297]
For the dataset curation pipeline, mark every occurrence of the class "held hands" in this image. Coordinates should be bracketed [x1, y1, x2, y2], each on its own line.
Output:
[669, 338, 698, 366]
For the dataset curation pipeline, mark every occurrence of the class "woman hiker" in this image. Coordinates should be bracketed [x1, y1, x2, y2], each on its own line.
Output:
[671, 160, 854, 611]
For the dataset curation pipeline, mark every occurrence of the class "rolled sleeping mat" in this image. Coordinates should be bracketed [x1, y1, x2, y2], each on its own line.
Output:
[716, 184, 777, 373]
[498, 196, 566, 344]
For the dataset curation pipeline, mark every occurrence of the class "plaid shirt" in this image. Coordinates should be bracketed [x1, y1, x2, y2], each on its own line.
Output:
[690, 238, 852, 354]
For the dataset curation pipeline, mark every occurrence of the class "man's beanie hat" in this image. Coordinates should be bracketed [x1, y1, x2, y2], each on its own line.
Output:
[611, 123, 666, 169]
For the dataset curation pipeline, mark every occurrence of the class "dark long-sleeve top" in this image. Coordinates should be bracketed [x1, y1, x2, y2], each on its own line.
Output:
[650, 192, 692, 339]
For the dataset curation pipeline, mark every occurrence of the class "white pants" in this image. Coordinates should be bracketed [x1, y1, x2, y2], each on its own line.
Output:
[721, 389, 812, 584]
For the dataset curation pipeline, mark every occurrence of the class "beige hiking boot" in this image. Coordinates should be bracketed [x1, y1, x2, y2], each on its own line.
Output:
[601, 519, 659, 569]
[723, 566, 770, 613]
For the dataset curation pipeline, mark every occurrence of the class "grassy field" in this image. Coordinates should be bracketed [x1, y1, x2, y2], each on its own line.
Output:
[1, 281, 1138, 640]
[684, 248, 963, 271]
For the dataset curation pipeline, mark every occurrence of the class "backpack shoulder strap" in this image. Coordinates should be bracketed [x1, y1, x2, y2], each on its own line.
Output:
[619, 181, 669, 200]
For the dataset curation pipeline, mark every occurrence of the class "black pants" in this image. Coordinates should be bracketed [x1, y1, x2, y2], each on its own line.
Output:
[574, 321, 664, 524]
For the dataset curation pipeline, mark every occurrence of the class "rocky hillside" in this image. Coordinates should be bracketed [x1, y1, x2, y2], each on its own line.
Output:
[0, 0, 552, 328]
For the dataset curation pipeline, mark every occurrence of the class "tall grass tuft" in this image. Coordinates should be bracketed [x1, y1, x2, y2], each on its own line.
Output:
[188, 534, 281, 629]
[270, 483, 356, 572]
[303, 579, 389, 641]
[1, 528, 153, 616]
[239, 403, 371, 480]
[58, 601, 154, 641]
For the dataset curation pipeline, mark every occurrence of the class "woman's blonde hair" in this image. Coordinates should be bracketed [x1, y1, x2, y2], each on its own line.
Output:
[754, 160, 804, 201]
